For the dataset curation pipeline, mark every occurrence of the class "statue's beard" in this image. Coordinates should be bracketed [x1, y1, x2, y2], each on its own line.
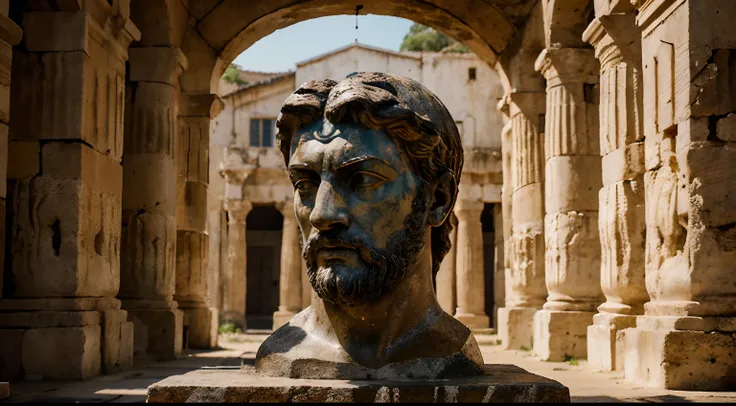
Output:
[303, 187, 430, 307]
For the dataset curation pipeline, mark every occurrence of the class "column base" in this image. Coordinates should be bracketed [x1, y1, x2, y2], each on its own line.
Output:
[0, 298, 133, 381]
[623, 316, 736, 390]
[272, 310, 297, 330]
[455, 313, 490, 329]
[497, 307, 537, 350]
[586, 313, 637, 372]
[124, 301, 183, 362]
[533, 310, 594, 361]
[180, 305, 218, 349]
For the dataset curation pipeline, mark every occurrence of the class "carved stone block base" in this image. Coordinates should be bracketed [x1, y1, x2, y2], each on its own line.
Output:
[454, 313, 489, 329]
[533, 310, 594, 361]
[622, 317, 736, 390]
[0, 324, 101, 381]
[272, 310, 296, 331]
[586, 313, 637, 372]
[146, 365, 570, 403]
[127, 307, 183, 362]
[181, 305, 218, 349]
[497, 307, 537, 350]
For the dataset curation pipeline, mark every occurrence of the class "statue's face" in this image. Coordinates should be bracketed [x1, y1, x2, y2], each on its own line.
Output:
[288, 118, 429, 306]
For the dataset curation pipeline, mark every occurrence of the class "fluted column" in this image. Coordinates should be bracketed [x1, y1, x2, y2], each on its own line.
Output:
[583, 11, 648, 372]
[620, 0, 736, 390]
[454, 200, 489, 329]
[533, 48, 603, 361]
[223, 200, 252, 328]
[119, 47, 186, 361]
[498, 92, 549, 350]
[435, 213, 457, 314]
[174, 93, 219, 349]
[272, 201, 303, 329]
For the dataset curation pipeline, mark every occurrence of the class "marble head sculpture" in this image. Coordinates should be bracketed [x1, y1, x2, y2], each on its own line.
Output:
[255, 72, 484, 380]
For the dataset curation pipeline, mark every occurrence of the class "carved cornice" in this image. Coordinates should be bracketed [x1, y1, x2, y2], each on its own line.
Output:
[635, 0, 685, 34]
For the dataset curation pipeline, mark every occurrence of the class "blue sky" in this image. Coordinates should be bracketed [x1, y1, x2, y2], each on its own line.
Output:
[231, 15, 414, 73]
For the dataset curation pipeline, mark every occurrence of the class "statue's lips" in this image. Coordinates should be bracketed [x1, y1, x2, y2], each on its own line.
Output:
[316, 246, 358, 263]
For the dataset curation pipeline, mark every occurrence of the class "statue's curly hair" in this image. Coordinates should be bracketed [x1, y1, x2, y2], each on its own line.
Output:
[275, 72, 464, 281]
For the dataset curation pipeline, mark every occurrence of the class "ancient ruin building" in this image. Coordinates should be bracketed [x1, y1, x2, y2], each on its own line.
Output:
[0, 0, 733, 391]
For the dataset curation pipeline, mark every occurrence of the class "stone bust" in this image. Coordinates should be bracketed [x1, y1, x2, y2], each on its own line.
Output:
[255, 72, 484, 380]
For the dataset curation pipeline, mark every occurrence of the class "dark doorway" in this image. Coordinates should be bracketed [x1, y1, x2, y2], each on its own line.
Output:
[481, 203, 495, 327]
[245, 205, 283, 330]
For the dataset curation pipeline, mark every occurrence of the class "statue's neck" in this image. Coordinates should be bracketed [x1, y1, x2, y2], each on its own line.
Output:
[311, 248, 442, 369]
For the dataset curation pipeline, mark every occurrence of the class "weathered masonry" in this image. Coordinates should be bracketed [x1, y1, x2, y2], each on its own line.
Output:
[0, 0, 733, 391]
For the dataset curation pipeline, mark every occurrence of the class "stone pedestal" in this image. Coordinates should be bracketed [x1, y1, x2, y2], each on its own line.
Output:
[453, 200, 489, 329]
[623, 316, 736, 391]
[124, 300, 183, 362]
[146, 365, 570, 403]
[586, 313, 636, 371]
[497, 307, 537, 350]
[0, 298, 134, 380]
[533, 310, 593, 361]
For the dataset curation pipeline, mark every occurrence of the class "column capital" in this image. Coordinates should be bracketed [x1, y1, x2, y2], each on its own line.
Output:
[508, 91, 546, 120]
[534, 48, 599, 86]
[128, 47, 188, 85]
[180, 92, 222, 119]
[225, 200, 252, 224]
[453, 200, 484, 219]
[583, 15, 641, 70]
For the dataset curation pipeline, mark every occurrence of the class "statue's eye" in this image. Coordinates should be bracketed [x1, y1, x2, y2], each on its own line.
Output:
[295, 180, 318, 194]
[350, 172, 387, 189]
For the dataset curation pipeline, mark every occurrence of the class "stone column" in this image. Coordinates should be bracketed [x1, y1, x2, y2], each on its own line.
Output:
[0, 4, 138, 380]
[0, 3, 21, 301]
[533, 48, 603, 361]
[435, 213, 457, 315]
[492, 204, 505, 329]
[272, 200, 303, 329]
[223, 199, 252, 329]
[118, 47, 185, 362]
[498, 92, 548, 350]
[454, 199, 489, 329]
[621, 0, 736, 390]
[174, 93, 219, 349]
[583, 9, 648, 372]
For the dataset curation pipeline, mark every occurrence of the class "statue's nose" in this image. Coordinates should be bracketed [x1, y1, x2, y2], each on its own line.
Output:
[309, 180, 350, 231]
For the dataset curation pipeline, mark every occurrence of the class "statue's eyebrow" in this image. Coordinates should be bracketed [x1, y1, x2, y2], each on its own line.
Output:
[336, 155, 393, 171]
[287, 162, 316, 176]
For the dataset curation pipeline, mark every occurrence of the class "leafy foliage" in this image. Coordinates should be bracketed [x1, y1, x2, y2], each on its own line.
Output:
[399, 23, 468, 53]
[222, 64, 249, 86]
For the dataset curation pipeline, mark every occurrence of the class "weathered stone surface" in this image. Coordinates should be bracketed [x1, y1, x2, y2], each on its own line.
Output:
[0, 311, 100, 328]
[497, 307, 536, 350]
[623, 325, 736, 390]
[127, 307, 183, 362]
[0, 329, 24, 381]
[146, 365, 570, 403]
[533, 310, 594, 362]
[21, 326, 101, 380]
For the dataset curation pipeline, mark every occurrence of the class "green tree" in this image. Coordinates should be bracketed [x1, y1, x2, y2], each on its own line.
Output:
[399, 23, 468, 53]
[222, 63, 248, 86]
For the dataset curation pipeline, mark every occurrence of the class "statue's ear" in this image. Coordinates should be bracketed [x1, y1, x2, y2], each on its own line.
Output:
[427, 171, 457, 227]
